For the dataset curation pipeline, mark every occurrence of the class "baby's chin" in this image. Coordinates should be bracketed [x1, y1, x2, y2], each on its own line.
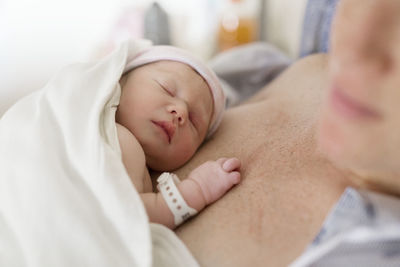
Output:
[146, 153, 194, 172]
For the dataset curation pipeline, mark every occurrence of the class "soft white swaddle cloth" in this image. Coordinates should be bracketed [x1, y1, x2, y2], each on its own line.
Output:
[0, 39, 198, 267]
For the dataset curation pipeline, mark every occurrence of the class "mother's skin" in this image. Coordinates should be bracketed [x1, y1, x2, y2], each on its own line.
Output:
[174, 54, 354, 267]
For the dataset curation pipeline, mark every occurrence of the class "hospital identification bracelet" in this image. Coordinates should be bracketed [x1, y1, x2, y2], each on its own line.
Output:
[157, 172, 198, 226]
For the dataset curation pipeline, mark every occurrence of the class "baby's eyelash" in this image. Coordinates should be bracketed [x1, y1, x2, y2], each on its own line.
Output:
[160, 83, 174, 96]
[164, 86, 174, 96]
[154, 79, 174, 96]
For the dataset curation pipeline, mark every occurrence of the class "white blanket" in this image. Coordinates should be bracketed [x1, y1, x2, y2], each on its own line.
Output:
[0, 40, 198, 267]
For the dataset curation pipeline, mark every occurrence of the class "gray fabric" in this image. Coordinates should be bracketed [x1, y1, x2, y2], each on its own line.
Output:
[291, 187, 400, 267]
[311, 240, 400, 267]
[299, 0, 339, 56]
[209, 42, 291, 107]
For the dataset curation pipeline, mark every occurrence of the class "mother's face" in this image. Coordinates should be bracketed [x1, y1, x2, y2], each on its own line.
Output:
[319, 0, 400, 177]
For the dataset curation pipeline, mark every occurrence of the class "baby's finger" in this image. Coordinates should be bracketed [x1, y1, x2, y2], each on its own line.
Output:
[222, 158, 241, 172]
[228, 171, 241, 184]
[216, 157, 228, 165]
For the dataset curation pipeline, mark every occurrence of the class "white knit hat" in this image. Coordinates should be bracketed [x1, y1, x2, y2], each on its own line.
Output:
[123, 45, 225, 139]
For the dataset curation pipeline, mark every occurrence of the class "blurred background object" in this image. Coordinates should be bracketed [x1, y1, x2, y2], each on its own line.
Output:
[143, 2, 170, 45]
[217, 0, 260, 52]
[0, 0, 308, 116]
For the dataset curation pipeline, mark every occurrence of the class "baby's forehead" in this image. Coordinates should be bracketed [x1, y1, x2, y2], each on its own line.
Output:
[150, 60, 202, 76]
[151, 61, 210, 90]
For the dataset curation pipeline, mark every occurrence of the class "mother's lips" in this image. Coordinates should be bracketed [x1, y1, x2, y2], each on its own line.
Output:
[152, 121, 176, 143]
[329, 87, 382, 120]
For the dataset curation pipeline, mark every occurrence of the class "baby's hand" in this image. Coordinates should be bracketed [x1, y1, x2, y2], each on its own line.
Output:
[188, 158, 241, 204]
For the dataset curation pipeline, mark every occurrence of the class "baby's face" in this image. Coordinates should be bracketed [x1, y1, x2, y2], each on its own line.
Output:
[117, 61, 213, 171]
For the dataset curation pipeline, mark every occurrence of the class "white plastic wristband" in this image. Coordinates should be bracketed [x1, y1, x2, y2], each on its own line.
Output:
[157, 172, 198, 226]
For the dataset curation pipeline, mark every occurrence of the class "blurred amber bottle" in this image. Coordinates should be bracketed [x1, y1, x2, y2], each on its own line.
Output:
[218, 0, 259, 52]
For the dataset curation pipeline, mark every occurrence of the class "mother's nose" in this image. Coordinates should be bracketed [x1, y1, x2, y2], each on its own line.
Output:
[336, 3, 395, 80]
[349, 36, 392, 78]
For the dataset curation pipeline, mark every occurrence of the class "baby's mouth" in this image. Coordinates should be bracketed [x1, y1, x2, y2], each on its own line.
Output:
[152, 121, 176, 144]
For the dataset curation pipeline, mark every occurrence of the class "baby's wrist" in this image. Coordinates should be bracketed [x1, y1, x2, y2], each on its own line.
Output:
[179, 178, 207, 211]
[157, 173, 198, 226]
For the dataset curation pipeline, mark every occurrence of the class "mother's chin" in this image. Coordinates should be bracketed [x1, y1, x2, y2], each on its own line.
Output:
[317, 100, 367, 173]
[317, 99, 400, 197]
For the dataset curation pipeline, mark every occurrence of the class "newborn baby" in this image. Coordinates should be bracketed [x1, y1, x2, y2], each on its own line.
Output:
[116, 46, 241, 229]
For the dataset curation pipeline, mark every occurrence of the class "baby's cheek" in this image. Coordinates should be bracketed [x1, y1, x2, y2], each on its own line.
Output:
[171, 143, 197, 169]
[181, 135, 199, 156]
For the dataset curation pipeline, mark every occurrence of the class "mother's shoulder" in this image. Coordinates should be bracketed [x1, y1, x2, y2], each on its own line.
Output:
[250, 53, 329, 103]
[289, 53, 329, 75]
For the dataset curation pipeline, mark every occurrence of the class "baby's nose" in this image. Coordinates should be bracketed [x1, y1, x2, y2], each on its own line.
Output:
[170, 105, 187, 125]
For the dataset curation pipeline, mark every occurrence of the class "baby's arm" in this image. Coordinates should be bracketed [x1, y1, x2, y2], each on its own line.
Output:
[141, 158, 241, 229]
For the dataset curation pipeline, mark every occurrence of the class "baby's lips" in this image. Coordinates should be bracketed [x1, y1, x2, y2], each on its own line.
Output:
[153, 120, 176, 143]
[161, 121, 176, 141]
